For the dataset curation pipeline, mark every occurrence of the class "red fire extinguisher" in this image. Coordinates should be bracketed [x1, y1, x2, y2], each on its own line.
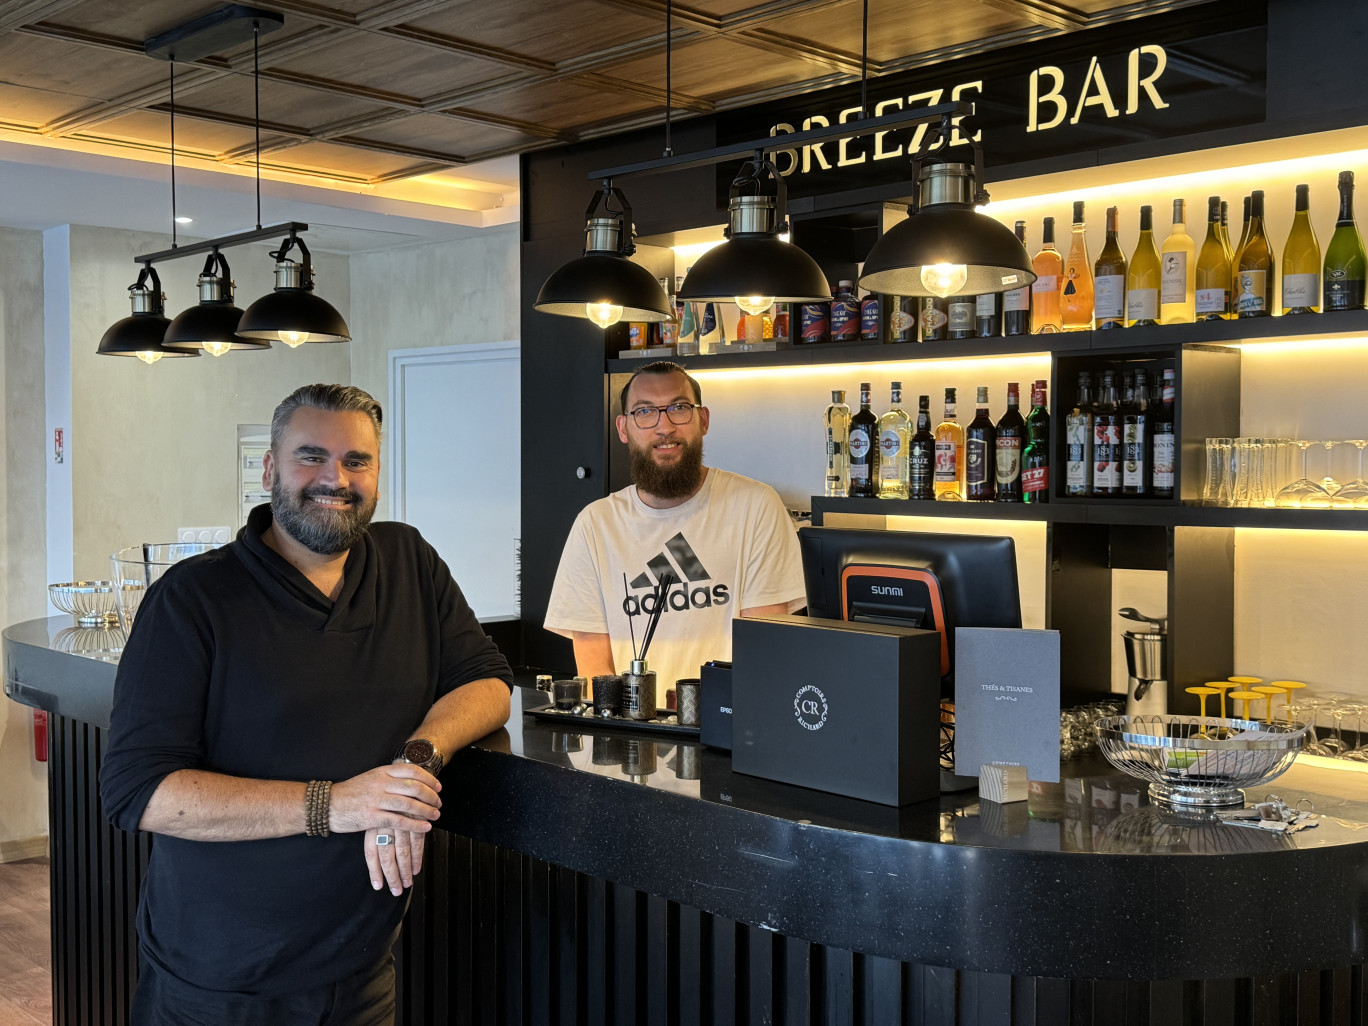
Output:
[33, 709, 47, 762]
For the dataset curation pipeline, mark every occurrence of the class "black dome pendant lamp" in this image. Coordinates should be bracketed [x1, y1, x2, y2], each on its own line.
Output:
[236, 231, 350, 345]
[164, 251, 271, 356]
[97, 265, 200, 364]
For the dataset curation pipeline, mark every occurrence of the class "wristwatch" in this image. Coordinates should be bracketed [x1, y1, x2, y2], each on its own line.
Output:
[394, 737, 444, 776]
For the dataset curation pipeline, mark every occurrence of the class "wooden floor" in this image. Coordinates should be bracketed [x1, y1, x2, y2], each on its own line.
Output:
[0, 857, 52, 1026]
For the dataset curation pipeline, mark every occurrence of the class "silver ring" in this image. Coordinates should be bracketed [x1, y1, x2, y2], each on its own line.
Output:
[375, 833, 392, 846]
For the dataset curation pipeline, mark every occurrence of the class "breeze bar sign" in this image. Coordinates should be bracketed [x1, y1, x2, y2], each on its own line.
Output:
[767, 44, 1170, 178]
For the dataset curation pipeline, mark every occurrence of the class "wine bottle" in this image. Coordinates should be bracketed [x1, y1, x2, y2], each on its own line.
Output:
[889, 295, 917, 342]
[921, 296, 949, 341]
[1127, 205, 1161, 327]
[1064, 371, 1094, 497]
[824, 390, 851, 497]
[1061, 201, 1094, 331]
[1003, 221, 1033, 335]
[947, 293, 977, 340]
[1151, 369, 1176, 499]
[1022, 380, 1050, 504]
[1233, 195, 1252, 268]
[1092, 371, 1121, 496]
[1282, 183, 1320, 315]
[1195, 195, 1231, 321]
[1160, 199, 1196, 324]
[965, 386, 997, 501]
[909, 395, 935, 500]
[934, 388, 964, 501]
[1218, 200, 1233, 262]
[877, 382, 912, 499]
[1121, 369, 1150, 495]
[1094, 205, 1127, 329]
[847, 382, 878, 498]
[1032, 216, 1063, 333]
[1235, 189, 1273, 318]
[975, 292, 1003, 338]
[994, 382, 1026, 502]
[1324, 170, 1367, 312]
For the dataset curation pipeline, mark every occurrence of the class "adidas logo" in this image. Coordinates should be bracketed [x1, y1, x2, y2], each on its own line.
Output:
[622, 532, 731, 616]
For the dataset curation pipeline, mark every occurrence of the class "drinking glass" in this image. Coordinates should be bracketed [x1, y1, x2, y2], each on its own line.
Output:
[1274, 440, 1332, 508]
[1297, 698, 1335, 755]
[1203, 438, 1230, 506]
[1331, 440, 1368, 508]
[1319, 440, 1342, 496]
[1317, 691, 1353, 755]
[1232, 439, 1256, 507]
[1342, 702, 1368, 762]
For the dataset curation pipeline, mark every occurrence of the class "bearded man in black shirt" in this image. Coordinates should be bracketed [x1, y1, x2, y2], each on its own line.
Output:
[101, 383, 513, 1025]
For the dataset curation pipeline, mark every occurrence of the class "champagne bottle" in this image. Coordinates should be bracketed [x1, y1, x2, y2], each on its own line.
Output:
[1235, 189, 1274, 318]
[877, 382, 912, 499]
[1021, 380, 1050, 504]
[824, 390, 851, 497]
[1032, 217, 1063, 333]
[1151, 369, 1176, 499]
[1064, 372, 1094, 497]
[1127, 205, 1161, 327]
[934, 388, 964, 501]
[994, 382, 1026, 502]
[1282, 184, 1320, 314]
[1094, 206, 1127, 329]
[847, 383, 878, 498]
[1061, 201, 1094, 331]
[1324, 170, 1367, 312]
[1160, 199, 1196, 324]
[1195, 195, 1231, 321]
[1003, 221, 1033, 335]
[965, 386, 997, 501]
[1092, 371, 1120, 496]
[909, 395, 935, 500]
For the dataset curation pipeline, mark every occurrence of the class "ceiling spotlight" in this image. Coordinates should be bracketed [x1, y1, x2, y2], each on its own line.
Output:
[97, 265, 201, 363]
[175, 216, 194, 224]
[236, 232, 350, 345]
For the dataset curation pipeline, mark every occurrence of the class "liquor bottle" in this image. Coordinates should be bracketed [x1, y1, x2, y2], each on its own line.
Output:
[1236, 189, 1274, 318]
[1195, 195, 1231, 321]
[1121, 369, 1150, 495]
[658, 277, 680, 345]
[909, 395, 936, 500]
[1061, 201, 1095, 331]
[824, 390, 852, 497]
[965, 386, 997, 501]
[1094, 205, 1127, 329]
[830, 280, 860, 341]
[1064, 371, 1094, 497]
[947, 293, 977, 339]
[1160, 199, 1196, 323]
[877, 382, 912, 499]
[859, 293, 880, 341]
[1126, 206, 1161, 327]
[773, 303, 791, 339]
[934, 387, 964, 501]
[921, 296, 949, 341]
[975, 292, 1003, 338]
[798, 302, 829, 344]
[847, 383, 878, 498]
[1282, 184, 1321, 315]
[994, 382, 1027, 502]
[1092, 370, 1121, 496]
[1218, 200, 1233, 261]
[1022, 380, 1050, 504]
[1324, 170, 1368, 311]
[1003, 221, 1033, 335]
[1151, 369, 1176, 499]
[889, 296, 917, 342]
[1031, 216, 1063, 333]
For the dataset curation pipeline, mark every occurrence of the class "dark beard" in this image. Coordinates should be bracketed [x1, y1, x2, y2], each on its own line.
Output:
[270, 478, 377, 555]
[629, 437, 704, 499]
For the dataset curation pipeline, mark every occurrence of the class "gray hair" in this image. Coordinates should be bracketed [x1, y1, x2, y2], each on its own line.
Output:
[270, 384, 383, 451]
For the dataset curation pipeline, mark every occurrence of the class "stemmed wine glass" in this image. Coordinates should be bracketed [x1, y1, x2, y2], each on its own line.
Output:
[1275, 440, 1332, 509]
[1297, 697, 1335, 755]
[1320, 440, 1342, 497]
[1342, 702, 1368, 762]
[1331, 440, 1368, 508]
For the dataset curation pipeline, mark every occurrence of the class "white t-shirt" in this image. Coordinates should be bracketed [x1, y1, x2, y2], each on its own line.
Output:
[544, 468, 806, 687]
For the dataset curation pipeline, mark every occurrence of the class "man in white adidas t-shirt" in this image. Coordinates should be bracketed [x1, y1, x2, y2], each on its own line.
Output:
[544, 361, 806, 689]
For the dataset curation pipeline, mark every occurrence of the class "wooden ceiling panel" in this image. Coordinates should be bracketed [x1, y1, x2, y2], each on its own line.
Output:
[178, 73, 385, 133]
[404, 0, 663, 63]
[355, 114, 541, 156]
[674, 0, 776, 15]
[775, 0, 1028, 63]
[90, 108, 263, 154]
[279, 33, 513, 100]
[459, 79, 655, 129]
[267, 140, 431, 176]
[38, 0, 232, 44]
[0, 83, 93, 126]
[608, 36, 837, 101]
[0, 34, 164, 105]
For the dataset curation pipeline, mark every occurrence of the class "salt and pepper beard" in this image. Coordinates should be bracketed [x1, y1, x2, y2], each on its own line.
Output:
[628, 434, 705, 500]
[270, 475, 378, 555]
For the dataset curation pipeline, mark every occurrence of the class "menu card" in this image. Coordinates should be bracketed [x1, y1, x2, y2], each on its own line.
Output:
[952, 627, 1061, 783]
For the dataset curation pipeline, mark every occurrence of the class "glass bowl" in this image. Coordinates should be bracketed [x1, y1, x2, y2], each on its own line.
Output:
[48, 581, 120, 627]
[109, 543, 219, 629]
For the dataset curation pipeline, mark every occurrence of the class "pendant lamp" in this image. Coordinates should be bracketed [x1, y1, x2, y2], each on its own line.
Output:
[164, 251, 271, 356]
[677, 153, 831, 313]
[97, 266, 200, 364]
[236, 232, 350, 345]
[534, 181, 674, 327]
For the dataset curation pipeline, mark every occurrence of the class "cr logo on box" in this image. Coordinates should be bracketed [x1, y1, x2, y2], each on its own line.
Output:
[793, 684, 829, 731]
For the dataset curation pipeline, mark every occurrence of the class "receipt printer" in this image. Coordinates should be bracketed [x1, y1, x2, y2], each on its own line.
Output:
[699, 660, 733, 751]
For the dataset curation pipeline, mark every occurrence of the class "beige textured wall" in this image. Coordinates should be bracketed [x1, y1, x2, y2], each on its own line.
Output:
[0, 226, 51, 852]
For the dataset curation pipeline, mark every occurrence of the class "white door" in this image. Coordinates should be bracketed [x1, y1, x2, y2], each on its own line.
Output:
[389, 341, 520, 620]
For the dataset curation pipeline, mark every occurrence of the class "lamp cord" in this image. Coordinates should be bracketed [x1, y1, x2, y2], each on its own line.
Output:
[859, 0, 868, 119]
[169, 60, 177, 249]
[254, 22, 261, 230]
[663, 0, 672, 157]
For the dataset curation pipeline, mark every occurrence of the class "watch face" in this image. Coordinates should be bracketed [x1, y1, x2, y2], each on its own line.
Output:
[404, 739, 436, 765]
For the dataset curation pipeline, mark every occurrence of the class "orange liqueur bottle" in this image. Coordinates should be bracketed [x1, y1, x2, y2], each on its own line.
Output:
[1031, 217, 1063, 332]
[1061, 201, 1094, 330]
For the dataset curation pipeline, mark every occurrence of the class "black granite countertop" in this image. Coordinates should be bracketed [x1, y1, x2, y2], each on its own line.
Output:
[8, 615, 1368, 979]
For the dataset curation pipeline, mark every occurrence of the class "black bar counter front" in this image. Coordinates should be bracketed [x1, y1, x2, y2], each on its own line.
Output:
[7, 615, 1368, 1025]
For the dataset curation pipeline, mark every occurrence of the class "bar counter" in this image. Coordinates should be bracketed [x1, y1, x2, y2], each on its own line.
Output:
[7, 615, 1368, 1024]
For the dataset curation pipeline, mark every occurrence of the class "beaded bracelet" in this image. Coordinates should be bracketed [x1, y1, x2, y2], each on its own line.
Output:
[304, 779, 333, 837]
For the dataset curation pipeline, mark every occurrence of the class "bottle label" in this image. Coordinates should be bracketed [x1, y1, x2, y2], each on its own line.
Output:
[830, 299, 860, 339]
[1127, 288, 1158, 320]
[890, 309, 916, 335]
[1094, 275, 1125, 318]
[1066, 418, 1089, 490]
[995, 437, 1022, 485]
[800, 303, 830, 341]
[879, 429, 903, 461]
[1003, 287, 1030, 312]
[860, 298, 880, 339]
[659, 321, 679, 344]
[909, 441, 933, 486]
[1325, 271, 1366, 310]
[1094, 423, 1120, 488]
[1283, 272, 1318, 308]
[1022, 465, 1049, 494]
[922, 304, 948, 330]
[1235, 270, 1268, 314]
[948, 301, 974, 331]
[1160, 252, 1188, 304]
[975, 294, 996, 316]
[1031, 274, 1059, 294]
[1195, 287, 1227, 315]
[1153, 433, 1175, 488]
[966, 437, 990, 486]
[1123, 423, 1147, 487]
[701, 305, 717, 335]
[848, 427, 871, 460]
[934, 440, 957, 482]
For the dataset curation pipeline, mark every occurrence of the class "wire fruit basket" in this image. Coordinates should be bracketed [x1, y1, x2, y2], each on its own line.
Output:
[1095, 714, 1308, 808]
[48, 582, 120, 627]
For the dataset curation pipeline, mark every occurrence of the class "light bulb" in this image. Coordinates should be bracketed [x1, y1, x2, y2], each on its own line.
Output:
[280, 330, 307, 348]
[921, 263, 969, 298]
[778, 229, 791, 243]
[135, 350, 164, 365]
[734, 295, 775, 316]
[585, 302, 624, 328]
[203, 340, 233, 358]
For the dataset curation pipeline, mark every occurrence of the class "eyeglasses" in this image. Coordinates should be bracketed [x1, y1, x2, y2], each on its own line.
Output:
[626, 402, 701, 428]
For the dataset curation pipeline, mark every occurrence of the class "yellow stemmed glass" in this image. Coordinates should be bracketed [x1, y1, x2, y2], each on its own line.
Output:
[1206, 681, 1237, 720]
[1229, 690, 1262, 721]
[1273, 681, 1307, 722]
[1186, 686, 1220, 736]
[1253, 684, 1286, 722]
